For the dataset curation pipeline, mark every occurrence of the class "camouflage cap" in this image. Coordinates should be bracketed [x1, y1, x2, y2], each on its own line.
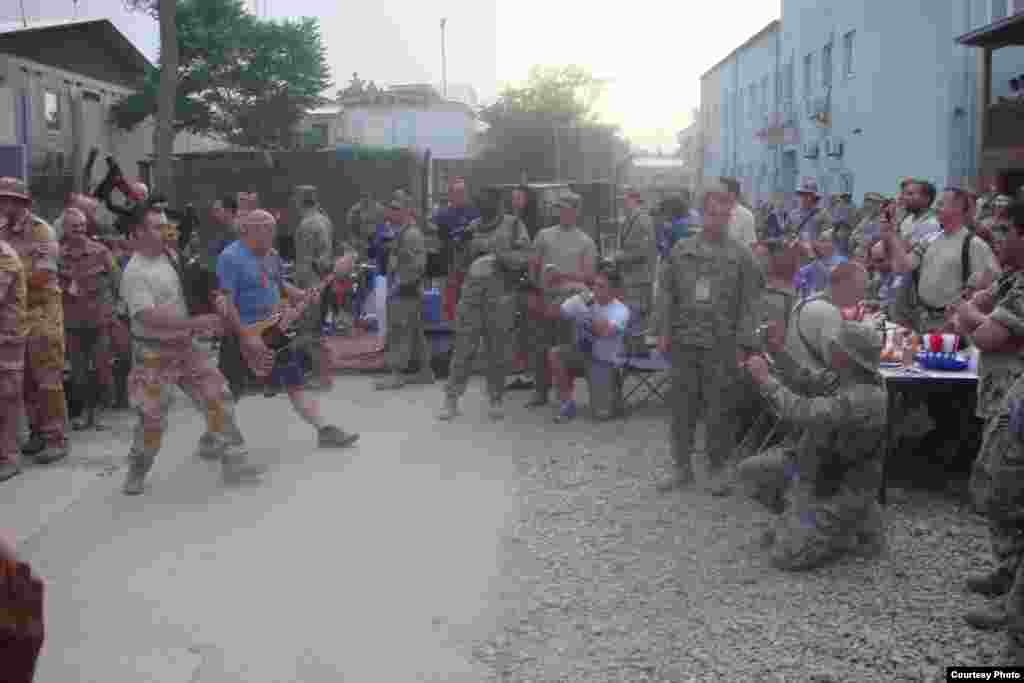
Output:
[829, 320, 882, 375]
[0, 177, 30, 202]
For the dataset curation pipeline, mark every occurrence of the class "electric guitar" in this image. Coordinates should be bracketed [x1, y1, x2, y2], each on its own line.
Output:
[228, 261, 365, 376]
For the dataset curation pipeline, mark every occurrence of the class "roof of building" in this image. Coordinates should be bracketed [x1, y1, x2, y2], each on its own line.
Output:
[956, 11, 1024, 48]
[701, 19, 781, 81]
[0, 17, 151, 77]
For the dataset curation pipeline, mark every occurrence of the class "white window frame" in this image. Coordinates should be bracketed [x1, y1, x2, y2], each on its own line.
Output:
[843, 30, 856, 79]
[804, 53, 814, 95]
[822, 42, 833, 89]
[44, 89, 60, 133]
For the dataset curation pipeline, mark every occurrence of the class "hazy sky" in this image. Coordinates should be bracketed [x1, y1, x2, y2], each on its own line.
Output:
[3, 0, 780, 151]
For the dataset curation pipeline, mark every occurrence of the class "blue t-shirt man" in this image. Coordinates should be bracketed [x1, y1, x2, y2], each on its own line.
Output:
[217, 239, 305, 392]
[216, 240, 285, 325]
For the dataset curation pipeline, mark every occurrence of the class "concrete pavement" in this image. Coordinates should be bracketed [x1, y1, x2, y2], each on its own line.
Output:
[12, 376, 526, 682]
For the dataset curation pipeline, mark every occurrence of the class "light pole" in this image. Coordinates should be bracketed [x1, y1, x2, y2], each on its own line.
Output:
[440, 18, 448, 99]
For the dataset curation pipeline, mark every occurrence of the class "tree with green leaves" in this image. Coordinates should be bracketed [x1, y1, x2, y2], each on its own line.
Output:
[475, 65, 626, 183]
[123, 0, 176, 202]
[116, 0, 331, 152]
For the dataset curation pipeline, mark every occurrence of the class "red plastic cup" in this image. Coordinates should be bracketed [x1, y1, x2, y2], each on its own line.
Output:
[928, 334, 943, 353]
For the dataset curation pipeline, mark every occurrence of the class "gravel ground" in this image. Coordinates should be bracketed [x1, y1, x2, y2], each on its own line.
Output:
[470, 407, 1007, 683]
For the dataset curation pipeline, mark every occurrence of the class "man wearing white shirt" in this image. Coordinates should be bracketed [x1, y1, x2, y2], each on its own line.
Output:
[548, 265, 630, 423]
[721, 177, 757, 248]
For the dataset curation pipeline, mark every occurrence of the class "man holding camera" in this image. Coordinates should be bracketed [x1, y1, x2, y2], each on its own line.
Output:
[548, 263, 630, 423]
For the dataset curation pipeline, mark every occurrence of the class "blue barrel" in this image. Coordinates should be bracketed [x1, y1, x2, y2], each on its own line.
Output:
[422, 288, 442, 323]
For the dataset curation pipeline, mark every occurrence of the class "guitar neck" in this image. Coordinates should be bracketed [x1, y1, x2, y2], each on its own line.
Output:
[278, 271, 338, 328]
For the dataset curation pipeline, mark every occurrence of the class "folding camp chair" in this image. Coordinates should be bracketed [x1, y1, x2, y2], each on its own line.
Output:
[616, 349, 671, 414]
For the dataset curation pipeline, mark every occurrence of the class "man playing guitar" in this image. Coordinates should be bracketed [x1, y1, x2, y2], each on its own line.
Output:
[214, 209, 360, 449]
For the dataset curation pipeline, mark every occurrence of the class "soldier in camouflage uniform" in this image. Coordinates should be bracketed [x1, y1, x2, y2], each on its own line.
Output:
[783, 179, 833, 260]
[59, 207, 119, 431]
[438, 188, 531, 421]
[848, 192, 887, 261]
[656, 182, 762, 493]
[951, 200, 1024, 643]
[978, 195, 1014, 247]
[609, 190, 657, 347]
[120, 205, 265, 495]
[375, 199, 432, 390]
[0, 178, 70, 465]
[740, 320, 888, 570]
[896, 178, 941, 247]
[293, 186, 338, 391]
[0, 227, 26, 482]
[347, 193, 385, 260]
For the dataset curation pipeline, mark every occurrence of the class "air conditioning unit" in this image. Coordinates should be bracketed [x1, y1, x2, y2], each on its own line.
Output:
[826, 138, 844, 158]
[802, 141, 819, 159]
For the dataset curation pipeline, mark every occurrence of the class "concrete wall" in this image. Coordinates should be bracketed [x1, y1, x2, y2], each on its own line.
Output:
[701, 0, 1024, 205]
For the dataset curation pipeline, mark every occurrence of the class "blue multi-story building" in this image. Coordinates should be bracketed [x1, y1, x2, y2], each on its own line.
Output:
[699, 1, 1024, 206]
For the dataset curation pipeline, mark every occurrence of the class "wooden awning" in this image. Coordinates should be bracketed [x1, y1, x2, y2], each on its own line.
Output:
[957, 12, 1024, 48]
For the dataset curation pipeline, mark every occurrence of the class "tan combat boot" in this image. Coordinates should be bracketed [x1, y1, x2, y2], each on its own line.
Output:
[487, 397, 504, 421]
[437, 396, 460, 421]
[122, 453, 154, 495]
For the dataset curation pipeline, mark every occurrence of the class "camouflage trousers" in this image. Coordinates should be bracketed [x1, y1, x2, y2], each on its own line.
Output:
[295, 303, 330, 379]
[24, 321, 68, 447]
[127, 338, 244, 465]
[739, 447, 885, 570]
[445, 274, 516, 401]
[970, 414, 1024, 636]
[669, 346, 740, 475]
[385, 292, 430, 372]
[0, 361, 24, 463]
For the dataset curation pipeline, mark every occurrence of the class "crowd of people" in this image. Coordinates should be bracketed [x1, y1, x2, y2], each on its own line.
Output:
[4, 165, 1024, 668]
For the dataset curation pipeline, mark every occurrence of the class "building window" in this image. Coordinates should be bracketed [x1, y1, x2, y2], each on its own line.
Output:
[785, 61, 794, 105]
[822, 42, 833, 89]
[44, 90, 60, 132]
[993, 0, 1008, 21]
[804, 53, 814, 95]
[843, 31, 856, 78]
